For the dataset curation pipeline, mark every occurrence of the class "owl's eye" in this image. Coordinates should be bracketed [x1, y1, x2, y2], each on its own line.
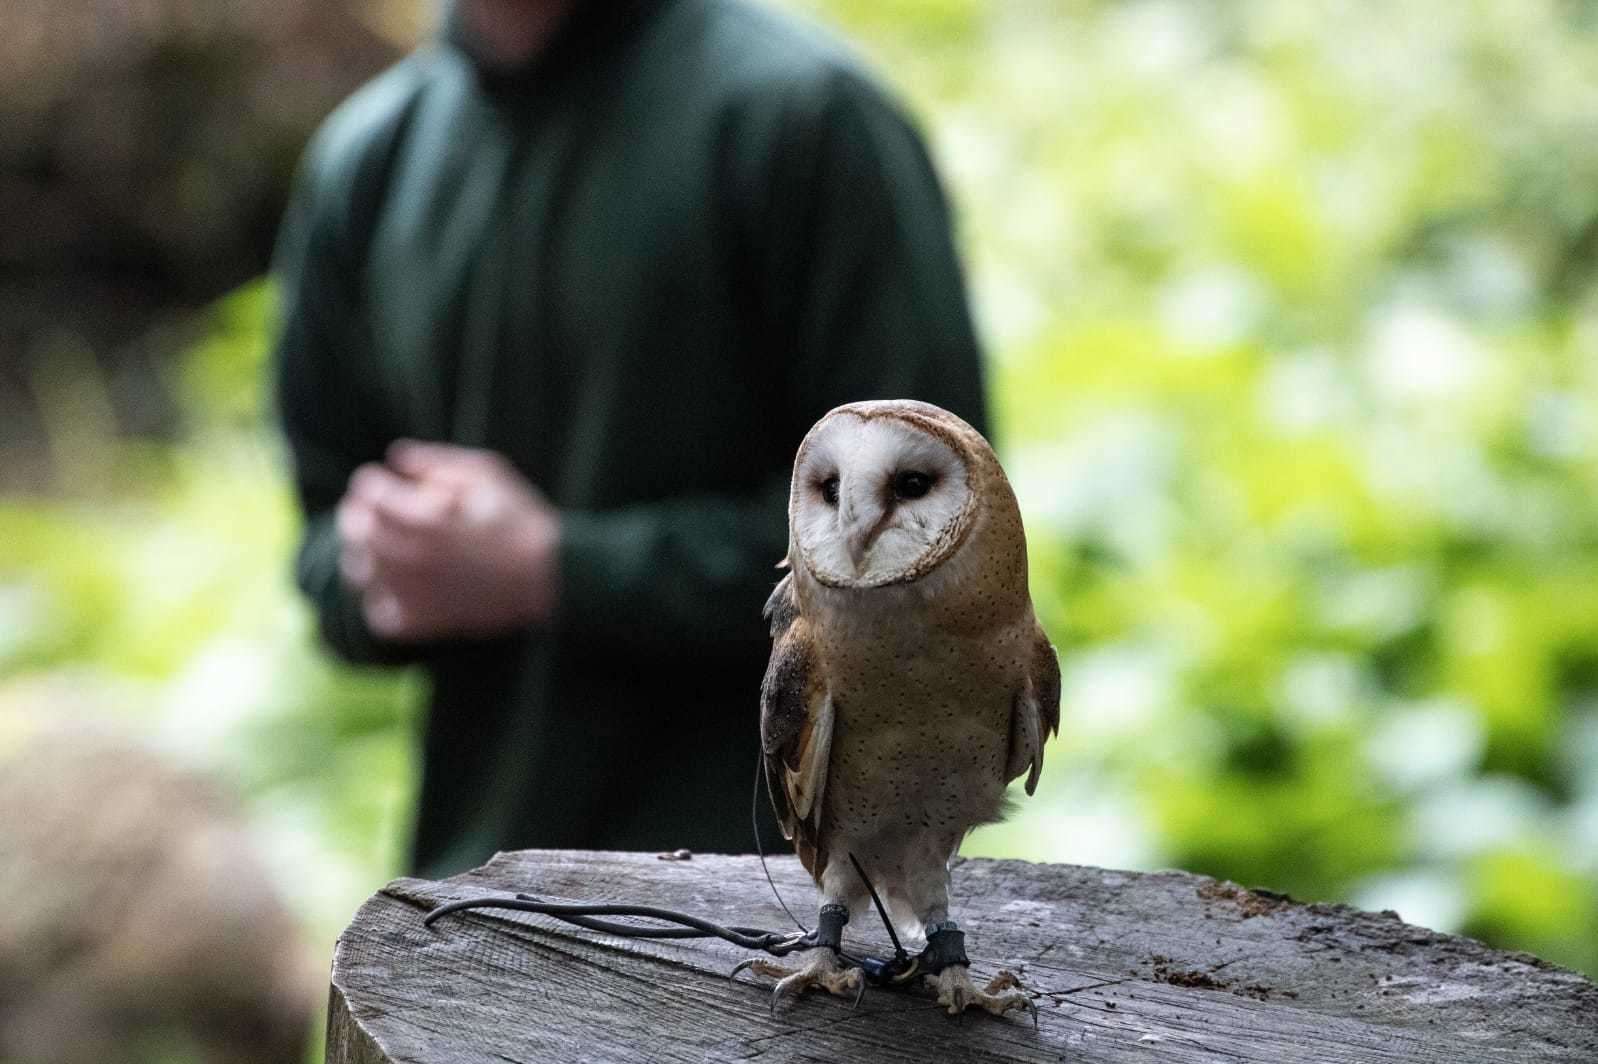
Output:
[893, 470, 933, 500]
[820, 476, 840, 505]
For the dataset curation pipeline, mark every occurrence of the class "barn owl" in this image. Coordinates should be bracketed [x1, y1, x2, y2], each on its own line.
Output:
[738, 399, 1060, 1018]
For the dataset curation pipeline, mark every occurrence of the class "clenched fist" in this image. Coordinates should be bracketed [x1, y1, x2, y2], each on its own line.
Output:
[335, 440, 561, 641]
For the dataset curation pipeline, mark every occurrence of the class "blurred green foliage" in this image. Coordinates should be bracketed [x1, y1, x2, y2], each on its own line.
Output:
[2, 0, 1596, 1017]
[0, 283, 420, 959]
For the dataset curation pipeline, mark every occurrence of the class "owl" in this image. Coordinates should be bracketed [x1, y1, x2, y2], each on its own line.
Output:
[738, 399, 1060, 1018]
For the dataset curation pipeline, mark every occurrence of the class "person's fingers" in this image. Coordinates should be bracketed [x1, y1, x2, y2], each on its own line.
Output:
[386, 438, 442, 476]
[388, 439, 504, 479]
[365, 579, 456, 642]
[348, 462, 432, 547]
[364, 516, 433, 567]
[339, 537, 375, 589]
[347, 462, 459, 560]
[368, 475, 458, 531]
[347, 461, 411, 503]
[336, 494, 376, 547]
[364, 586, 411, 638]
[342, 483, 430, 566]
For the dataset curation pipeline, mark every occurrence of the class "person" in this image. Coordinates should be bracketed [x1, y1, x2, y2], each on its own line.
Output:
[272, 0, 988, 879]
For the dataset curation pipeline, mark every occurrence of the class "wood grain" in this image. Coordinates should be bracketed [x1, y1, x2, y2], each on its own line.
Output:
[328, 851, 1598, 1063]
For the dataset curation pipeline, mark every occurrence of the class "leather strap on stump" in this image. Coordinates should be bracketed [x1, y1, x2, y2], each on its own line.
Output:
[815, 903, 849, 952]
[920, 922, 969, 974]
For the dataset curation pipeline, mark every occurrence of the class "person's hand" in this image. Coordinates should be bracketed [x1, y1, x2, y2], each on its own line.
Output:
[335, 441, 561, 641]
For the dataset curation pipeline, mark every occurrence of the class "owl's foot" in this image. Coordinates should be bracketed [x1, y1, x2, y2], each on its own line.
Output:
[929, 966, 1037, 1024]
[731, 949, 866, 1014]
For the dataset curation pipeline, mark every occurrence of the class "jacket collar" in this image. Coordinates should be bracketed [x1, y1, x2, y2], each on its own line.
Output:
[443, 0, 669, 94]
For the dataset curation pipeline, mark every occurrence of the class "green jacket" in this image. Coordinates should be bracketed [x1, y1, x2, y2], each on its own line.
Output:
[273, 0, 987, 877]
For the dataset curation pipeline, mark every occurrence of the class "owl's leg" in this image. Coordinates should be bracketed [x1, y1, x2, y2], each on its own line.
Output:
[923, 926, 1033, 1021]
[914, 881, 1035, 1022]
[731, 902, 864, 1014]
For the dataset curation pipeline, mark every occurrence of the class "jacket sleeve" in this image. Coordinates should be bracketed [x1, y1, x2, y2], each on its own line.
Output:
[553, 67, 988, 654]
[271, 124, 446, 667]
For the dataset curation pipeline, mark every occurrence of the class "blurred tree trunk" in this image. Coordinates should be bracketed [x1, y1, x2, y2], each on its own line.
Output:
[0, 0, 413, 490]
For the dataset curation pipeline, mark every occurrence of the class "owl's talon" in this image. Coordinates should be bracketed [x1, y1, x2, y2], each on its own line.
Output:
[983, 967, 1037, 1026]
[728, 957, 762, 981]
[930, 965, 1037, 1024]
[735, 949, 865, 1014]
[984, 969, 1023, 994]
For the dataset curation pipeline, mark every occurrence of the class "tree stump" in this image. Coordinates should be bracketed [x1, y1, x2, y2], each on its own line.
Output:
[327, 850, 1598, 1063]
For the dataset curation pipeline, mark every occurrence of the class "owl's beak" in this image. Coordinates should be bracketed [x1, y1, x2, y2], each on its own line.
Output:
[839, 477, 883, 572]
[844, 524, 871, 571]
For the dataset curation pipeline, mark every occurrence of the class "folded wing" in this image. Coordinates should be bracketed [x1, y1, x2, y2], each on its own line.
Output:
[760, 574, 834, 880]
[1006, 624, 1062, 795]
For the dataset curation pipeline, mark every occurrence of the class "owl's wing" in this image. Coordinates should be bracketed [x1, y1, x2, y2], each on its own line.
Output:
[1006, 624, 1062, 795]
[760, 574, 834, 879]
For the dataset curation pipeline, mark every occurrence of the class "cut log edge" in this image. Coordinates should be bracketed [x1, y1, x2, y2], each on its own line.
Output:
[326, 851, 1598, 1064]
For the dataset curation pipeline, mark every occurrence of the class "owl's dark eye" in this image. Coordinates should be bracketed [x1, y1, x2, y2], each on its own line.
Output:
[820, 476, 840, 505]
[893, 470, 933, 500]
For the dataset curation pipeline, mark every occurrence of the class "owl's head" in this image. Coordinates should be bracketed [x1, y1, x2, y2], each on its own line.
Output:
[788, 400, 995, 589]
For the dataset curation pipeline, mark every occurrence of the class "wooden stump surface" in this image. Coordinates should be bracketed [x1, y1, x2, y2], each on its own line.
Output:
[328, 850, 1598, 1063]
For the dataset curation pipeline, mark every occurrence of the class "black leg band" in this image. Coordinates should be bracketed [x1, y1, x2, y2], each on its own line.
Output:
[919, 923, 968, 974]
[814, 903, 849, 952]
